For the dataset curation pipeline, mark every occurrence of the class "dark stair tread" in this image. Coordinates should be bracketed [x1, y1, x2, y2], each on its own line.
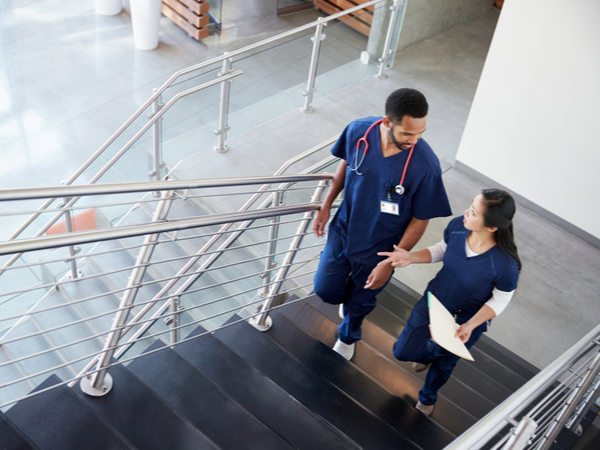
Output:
[128, 340, 293, 450]
[384, 278, 422, 307]
[6, 374, 135, 450]
[279, 299, 480, 436]
[0, 412, 39, 450]
[474, 336, 539, 381]
[369, 301, 529, 394]
[467, 346, 529, 392]
[213, 317, 420, 450]
[74, 363, 219, 450]
[173, 326, 361, 450]
[266, 309, 456, 450]
[376, 289, 416, 323]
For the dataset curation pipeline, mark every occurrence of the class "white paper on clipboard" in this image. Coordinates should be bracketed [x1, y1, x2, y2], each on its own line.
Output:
[428, 292, 474, 361]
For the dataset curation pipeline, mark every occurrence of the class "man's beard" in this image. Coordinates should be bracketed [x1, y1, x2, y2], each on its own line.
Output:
[389, 128, 411, 151]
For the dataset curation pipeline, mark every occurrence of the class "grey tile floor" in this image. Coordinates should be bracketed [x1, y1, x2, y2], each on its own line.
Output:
[1, 1, 599, 370]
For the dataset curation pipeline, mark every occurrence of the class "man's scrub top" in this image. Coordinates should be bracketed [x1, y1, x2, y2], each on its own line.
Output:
[426, 216, 520, 322]
[330, 116, 452, 267]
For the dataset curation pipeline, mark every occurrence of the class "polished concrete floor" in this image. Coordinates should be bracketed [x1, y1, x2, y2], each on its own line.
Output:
[1, 1, 599, 371]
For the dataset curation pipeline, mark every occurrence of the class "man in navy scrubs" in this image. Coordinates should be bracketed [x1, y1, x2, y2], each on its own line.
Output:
[312, 88, 452, 360]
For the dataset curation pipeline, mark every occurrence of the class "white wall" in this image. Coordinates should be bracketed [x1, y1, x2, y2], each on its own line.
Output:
[456, 0, 600, 239]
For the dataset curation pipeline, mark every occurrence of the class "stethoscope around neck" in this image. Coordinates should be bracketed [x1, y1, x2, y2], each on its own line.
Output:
[347, 119, 415, 196]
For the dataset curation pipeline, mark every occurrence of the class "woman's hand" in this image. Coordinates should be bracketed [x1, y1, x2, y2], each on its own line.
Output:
[377, 245, 412, 267]
[455, 323, 474, 343]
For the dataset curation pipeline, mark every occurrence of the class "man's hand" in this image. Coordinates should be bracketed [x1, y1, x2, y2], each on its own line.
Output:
[312, 207, 331, 238]
[378, 245, 412, 267]
[364, 261, 393, 290]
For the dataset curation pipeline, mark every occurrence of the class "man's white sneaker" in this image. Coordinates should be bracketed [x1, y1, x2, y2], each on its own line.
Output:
[332, 339, 355, 360]
[338, 304, 345, 319]
[416, 401, 435, 416]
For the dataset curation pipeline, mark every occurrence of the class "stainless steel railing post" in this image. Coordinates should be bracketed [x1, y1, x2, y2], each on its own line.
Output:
[301, 19, 327, 114]
[61, 196, 79, 279]
[261, 191, 282, 298]
[214, 55, 233, 153]
[80, 191, 175, 396]
[501, 417, 537, 450]
[170, 296, 180, 346]
[250, 180, 328, 331]
[537, 349, 600, 450]
[149, 88, 165, 185]
[376, 0, 404, 80]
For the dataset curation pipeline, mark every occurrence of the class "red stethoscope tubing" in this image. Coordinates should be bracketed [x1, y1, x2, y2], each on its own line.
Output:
[353, 119, 414, 189]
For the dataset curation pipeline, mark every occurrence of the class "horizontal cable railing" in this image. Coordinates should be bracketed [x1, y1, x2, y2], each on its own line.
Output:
[445, 325, 600, 450]
[0, 168, 334, 410]
[0, 258, 320, 372]
[0, 291, 318, 410]
[0, 241, 322, 332]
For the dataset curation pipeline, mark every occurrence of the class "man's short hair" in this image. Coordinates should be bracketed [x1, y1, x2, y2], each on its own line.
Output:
[385, 88, 428, 124]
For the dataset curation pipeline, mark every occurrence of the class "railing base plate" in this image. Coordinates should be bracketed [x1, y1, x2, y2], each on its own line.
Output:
[80, 373, 113, 397]
[249, 315, 273, 332]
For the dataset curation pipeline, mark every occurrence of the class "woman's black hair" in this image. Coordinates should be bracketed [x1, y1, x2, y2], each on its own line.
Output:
[481, 189, 522, 270]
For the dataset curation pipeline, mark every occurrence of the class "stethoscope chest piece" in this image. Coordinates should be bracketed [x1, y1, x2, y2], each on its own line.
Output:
[394, 185, 405, 195]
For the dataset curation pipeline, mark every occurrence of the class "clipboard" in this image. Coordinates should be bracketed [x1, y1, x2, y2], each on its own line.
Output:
[428, 292, 474, 361]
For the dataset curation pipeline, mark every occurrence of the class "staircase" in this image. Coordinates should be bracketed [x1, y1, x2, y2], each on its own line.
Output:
[0, 277, 541, 450]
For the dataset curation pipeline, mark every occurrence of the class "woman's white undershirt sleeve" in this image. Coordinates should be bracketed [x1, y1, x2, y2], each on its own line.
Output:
[426, 239, 447, 263]
[486, 289, 514, 316]
[426, 239, 515, 315]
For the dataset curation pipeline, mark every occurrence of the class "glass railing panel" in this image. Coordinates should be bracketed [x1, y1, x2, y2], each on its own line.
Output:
[65, 100, 159, 187]
[312, 6, 382, 99]
[159, 67, 227, 177]
[225, 29, 315, 140]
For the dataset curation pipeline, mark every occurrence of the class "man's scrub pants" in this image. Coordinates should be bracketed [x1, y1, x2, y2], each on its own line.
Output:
[393, 297, 486, 406]
[313, 230, 392, 345]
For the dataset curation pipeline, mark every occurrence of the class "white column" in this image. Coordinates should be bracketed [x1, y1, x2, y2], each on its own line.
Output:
[95, 0, 122, 16]
[130, 0, 162, 50]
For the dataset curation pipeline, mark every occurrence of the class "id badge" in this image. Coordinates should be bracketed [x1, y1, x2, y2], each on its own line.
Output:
[380, 200, 399, 215]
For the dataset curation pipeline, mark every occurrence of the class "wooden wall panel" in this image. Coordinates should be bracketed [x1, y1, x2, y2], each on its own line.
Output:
[314, 0, 372, 36]
[161, 0, 209, 41]
[161, 3, 209, 40]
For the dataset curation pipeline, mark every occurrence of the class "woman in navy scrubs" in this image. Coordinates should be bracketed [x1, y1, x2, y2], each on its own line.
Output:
[378, 189, 521, 416]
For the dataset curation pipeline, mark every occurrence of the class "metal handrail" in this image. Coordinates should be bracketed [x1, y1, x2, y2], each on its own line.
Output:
[444, 323, 600, 450]
[0, 202, 323, 256]
[0, 216, 308, 274]
[0, 184, 323, 218]
[0, 174, 330, 202]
